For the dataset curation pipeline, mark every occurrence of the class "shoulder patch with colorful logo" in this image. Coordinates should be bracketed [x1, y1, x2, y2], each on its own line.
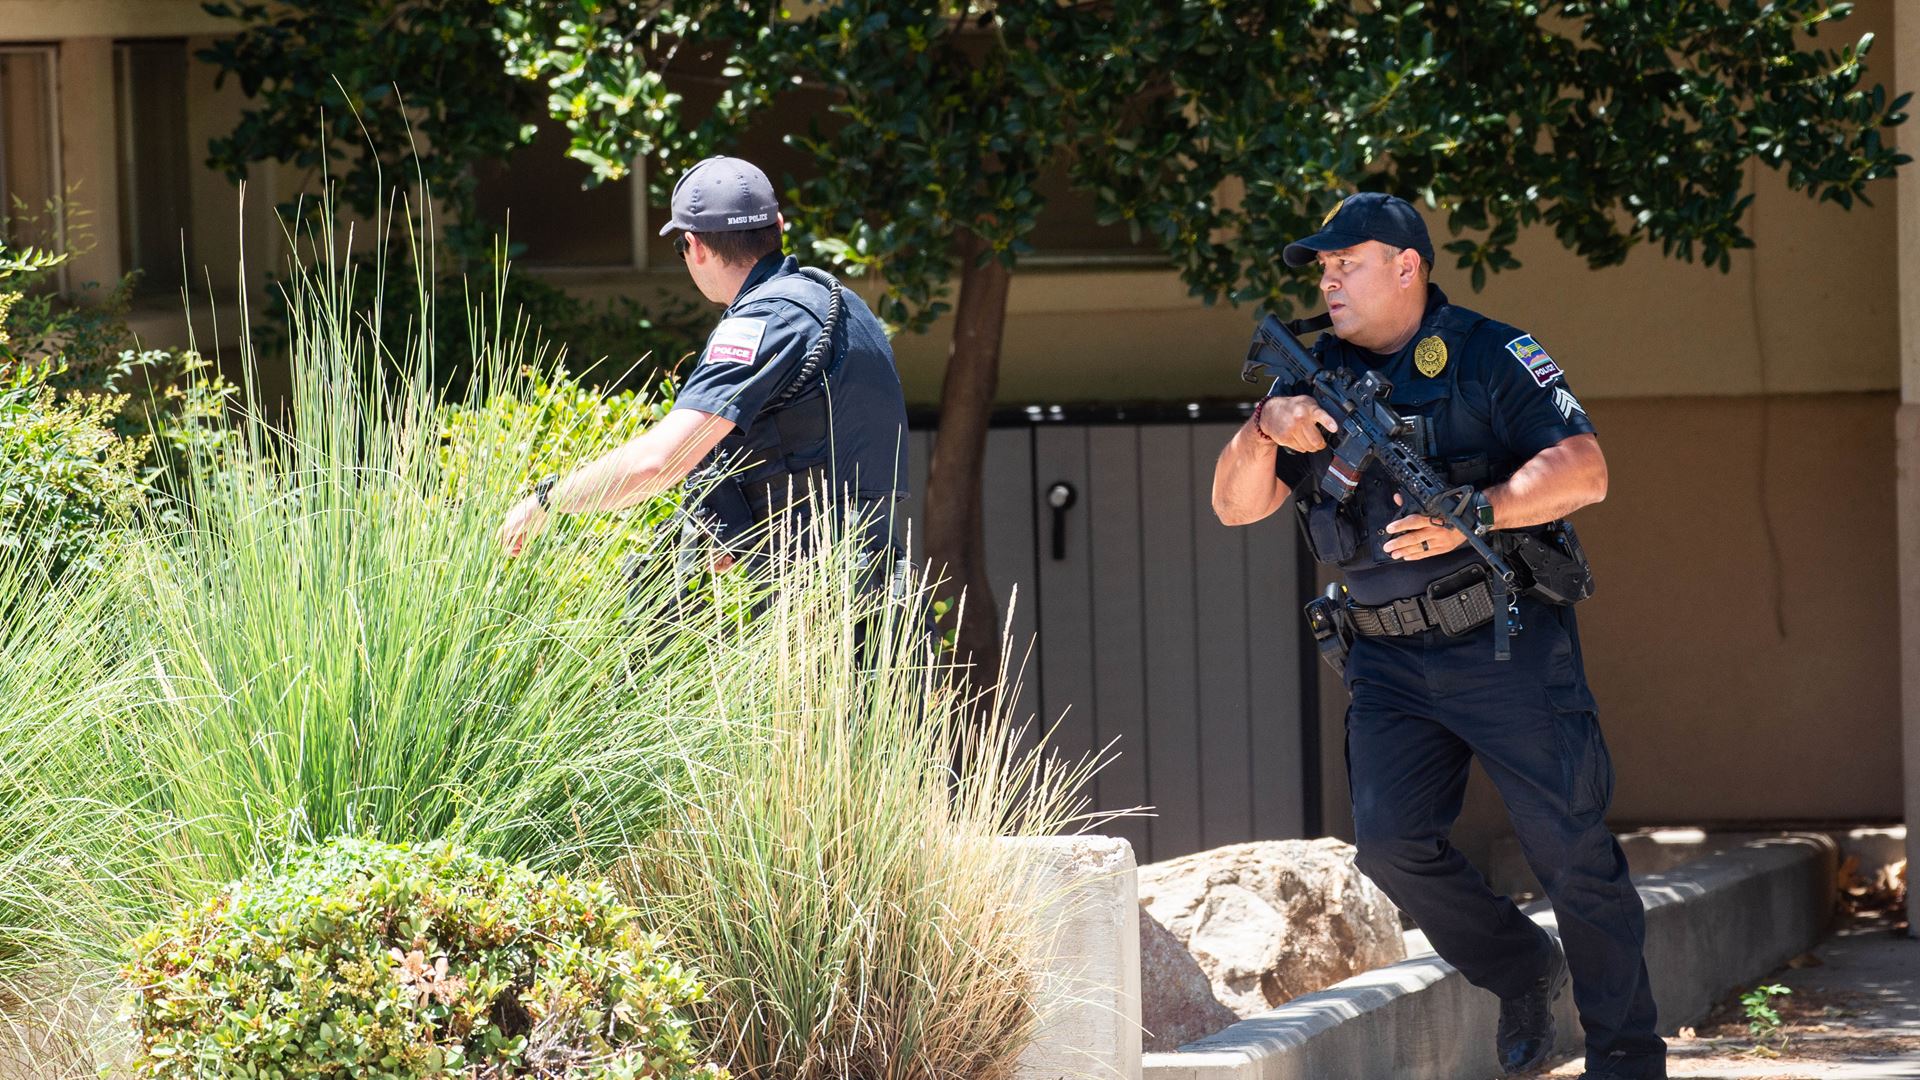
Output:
[703, 317, 769, 365]
[1505, 333, 1562, 387]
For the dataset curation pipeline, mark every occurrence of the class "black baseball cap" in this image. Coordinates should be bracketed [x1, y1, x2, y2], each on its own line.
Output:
[1282, 191, 1435, 268]
[658, 155, 780, 236]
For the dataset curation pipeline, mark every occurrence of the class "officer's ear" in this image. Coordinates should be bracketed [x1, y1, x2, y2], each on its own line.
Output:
[1395, 246, 1423, 289]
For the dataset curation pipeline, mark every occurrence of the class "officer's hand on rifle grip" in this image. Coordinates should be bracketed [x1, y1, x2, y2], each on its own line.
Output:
[1257, 395, 1340, 454]
[1381, 492, 1468, 561]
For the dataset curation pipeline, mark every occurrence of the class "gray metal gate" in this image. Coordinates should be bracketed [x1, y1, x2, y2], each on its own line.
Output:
[901, 419, 1311, 864]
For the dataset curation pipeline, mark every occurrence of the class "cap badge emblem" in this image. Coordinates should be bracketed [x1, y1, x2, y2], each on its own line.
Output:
[1321, 197, 1347, 228]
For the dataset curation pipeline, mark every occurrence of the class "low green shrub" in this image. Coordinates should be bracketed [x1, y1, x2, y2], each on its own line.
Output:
[437, 366, 666, 503]
[0, 360, 151, 579]
[1, 209, 194, 436]
[0, 230, 196, 581]
[125, 836, 727, 1079]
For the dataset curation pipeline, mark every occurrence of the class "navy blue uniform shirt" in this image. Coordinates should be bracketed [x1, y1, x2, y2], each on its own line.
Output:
[1276, 285, 1596, 605]
[672, 253, 909, 505]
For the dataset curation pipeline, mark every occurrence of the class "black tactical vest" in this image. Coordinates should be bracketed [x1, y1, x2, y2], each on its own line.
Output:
[1294, 295, 1528, 606]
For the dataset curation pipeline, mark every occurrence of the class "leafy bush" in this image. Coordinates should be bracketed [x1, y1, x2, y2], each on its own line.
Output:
[0, 360, 150, 578]
[437, 362, 671, 524]
[1, 204, 192, 424]
[0, 228, 195, 582]
[126, 836, 726, 1079]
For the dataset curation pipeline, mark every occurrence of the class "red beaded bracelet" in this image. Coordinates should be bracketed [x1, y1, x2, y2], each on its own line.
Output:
[1250, 395, 1278, 444]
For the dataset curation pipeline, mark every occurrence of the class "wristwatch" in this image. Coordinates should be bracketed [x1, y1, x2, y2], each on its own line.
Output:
[531, 474, 557, 512]
[1468, 490, 1496, 536]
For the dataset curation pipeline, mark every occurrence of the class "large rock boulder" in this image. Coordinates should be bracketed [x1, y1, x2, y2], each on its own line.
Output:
[1138, 838, 1405, 1019]
[1138, 907, 1239, 1051]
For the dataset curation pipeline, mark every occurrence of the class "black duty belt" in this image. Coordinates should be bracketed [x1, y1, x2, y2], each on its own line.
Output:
[1348, 572, 1496, 638]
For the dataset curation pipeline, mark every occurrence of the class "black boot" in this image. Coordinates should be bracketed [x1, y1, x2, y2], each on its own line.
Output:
[1496, 938, 1568, 1075]
[1577, 1049, 1669, 1080]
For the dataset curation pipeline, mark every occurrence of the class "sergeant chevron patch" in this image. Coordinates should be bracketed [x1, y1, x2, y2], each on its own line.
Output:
[1553, 386, 1584, 420]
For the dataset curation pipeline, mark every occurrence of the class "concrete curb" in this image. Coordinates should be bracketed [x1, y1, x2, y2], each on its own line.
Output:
[1143, 833, 1838, 1080]
[1487, 824, 1903, 901]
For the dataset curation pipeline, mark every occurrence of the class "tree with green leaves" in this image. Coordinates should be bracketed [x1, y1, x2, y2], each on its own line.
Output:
[202, 0, 1906, 691]
[198, 0, 707, 381]
[200, 0, 541, 261]
[492, 0, 1905, 691]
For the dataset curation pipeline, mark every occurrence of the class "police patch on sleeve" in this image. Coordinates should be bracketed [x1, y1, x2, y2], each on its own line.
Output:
[704, 317, 769, 365]
[1505, 334, 1563, 387]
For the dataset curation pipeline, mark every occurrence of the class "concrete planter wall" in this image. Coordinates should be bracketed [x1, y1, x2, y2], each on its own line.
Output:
[1140, 833, 1840, 1080]
[1013, 835, 1145, 1080]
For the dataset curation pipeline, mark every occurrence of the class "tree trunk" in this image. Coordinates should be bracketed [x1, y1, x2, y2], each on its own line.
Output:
[924, 230, 1012, 702]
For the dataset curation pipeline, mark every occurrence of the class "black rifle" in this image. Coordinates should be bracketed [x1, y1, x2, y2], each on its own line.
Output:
[1242, 313, 1519, 660]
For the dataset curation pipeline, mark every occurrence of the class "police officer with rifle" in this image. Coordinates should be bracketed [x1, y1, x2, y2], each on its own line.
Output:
[1211, 192, 1664, 1080]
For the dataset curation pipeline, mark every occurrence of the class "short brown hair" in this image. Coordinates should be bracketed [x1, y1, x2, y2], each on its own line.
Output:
[693, 225, 781, 266]
[1395, 245, 1432, 282]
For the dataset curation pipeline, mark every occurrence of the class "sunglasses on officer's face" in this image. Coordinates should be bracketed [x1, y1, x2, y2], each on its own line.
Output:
[674, 233, 690, 261]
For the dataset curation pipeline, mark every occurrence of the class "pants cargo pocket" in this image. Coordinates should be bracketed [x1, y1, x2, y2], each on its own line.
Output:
[1548, 687, 1614, 820]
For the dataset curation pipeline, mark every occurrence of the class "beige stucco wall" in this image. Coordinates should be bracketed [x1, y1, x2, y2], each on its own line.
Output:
[0, 1, 223, 37]
[1887, 0, 1920, 932]
[1317, 392, 1907, 861]
[884, 141, 1901, 407]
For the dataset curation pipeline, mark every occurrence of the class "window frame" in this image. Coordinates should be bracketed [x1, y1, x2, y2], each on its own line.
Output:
[112, 36, 194, 297]
[0, 43, 67, 287]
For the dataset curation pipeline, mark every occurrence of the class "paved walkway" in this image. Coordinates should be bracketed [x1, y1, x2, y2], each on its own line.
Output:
[1534, 906, 1918, 1079]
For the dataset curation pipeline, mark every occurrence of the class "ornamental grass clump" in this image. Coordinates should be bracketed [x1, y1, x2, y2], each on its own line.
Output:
[125, 835, 727, 1079]
[0, 542, 221, 1078]
[622, 507, 1108, 1080]
[117, 223, 704, 885]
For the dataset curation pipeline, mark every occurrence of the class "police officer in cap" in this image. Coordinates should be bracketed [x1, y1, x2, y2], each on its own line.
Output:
[500, 155, 909, 582]
[1211, 192, 1665, 1080]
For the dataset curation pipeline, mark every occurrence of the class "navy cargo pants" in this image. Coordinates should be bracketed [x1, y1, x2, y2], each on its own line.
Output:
[1342, 596, 1666, 1078]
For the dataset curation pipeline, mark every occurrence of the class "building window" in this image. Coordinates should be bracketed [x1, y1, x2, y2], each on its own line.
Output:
[473, 117, 636, 268]
[0, 46, 62, 255]
[115, 40, 192, 295]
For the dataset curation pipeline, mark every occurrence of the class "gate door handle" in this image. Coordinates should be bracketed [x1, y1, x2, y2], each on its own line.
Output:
[1047, 481, 1077, 561]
